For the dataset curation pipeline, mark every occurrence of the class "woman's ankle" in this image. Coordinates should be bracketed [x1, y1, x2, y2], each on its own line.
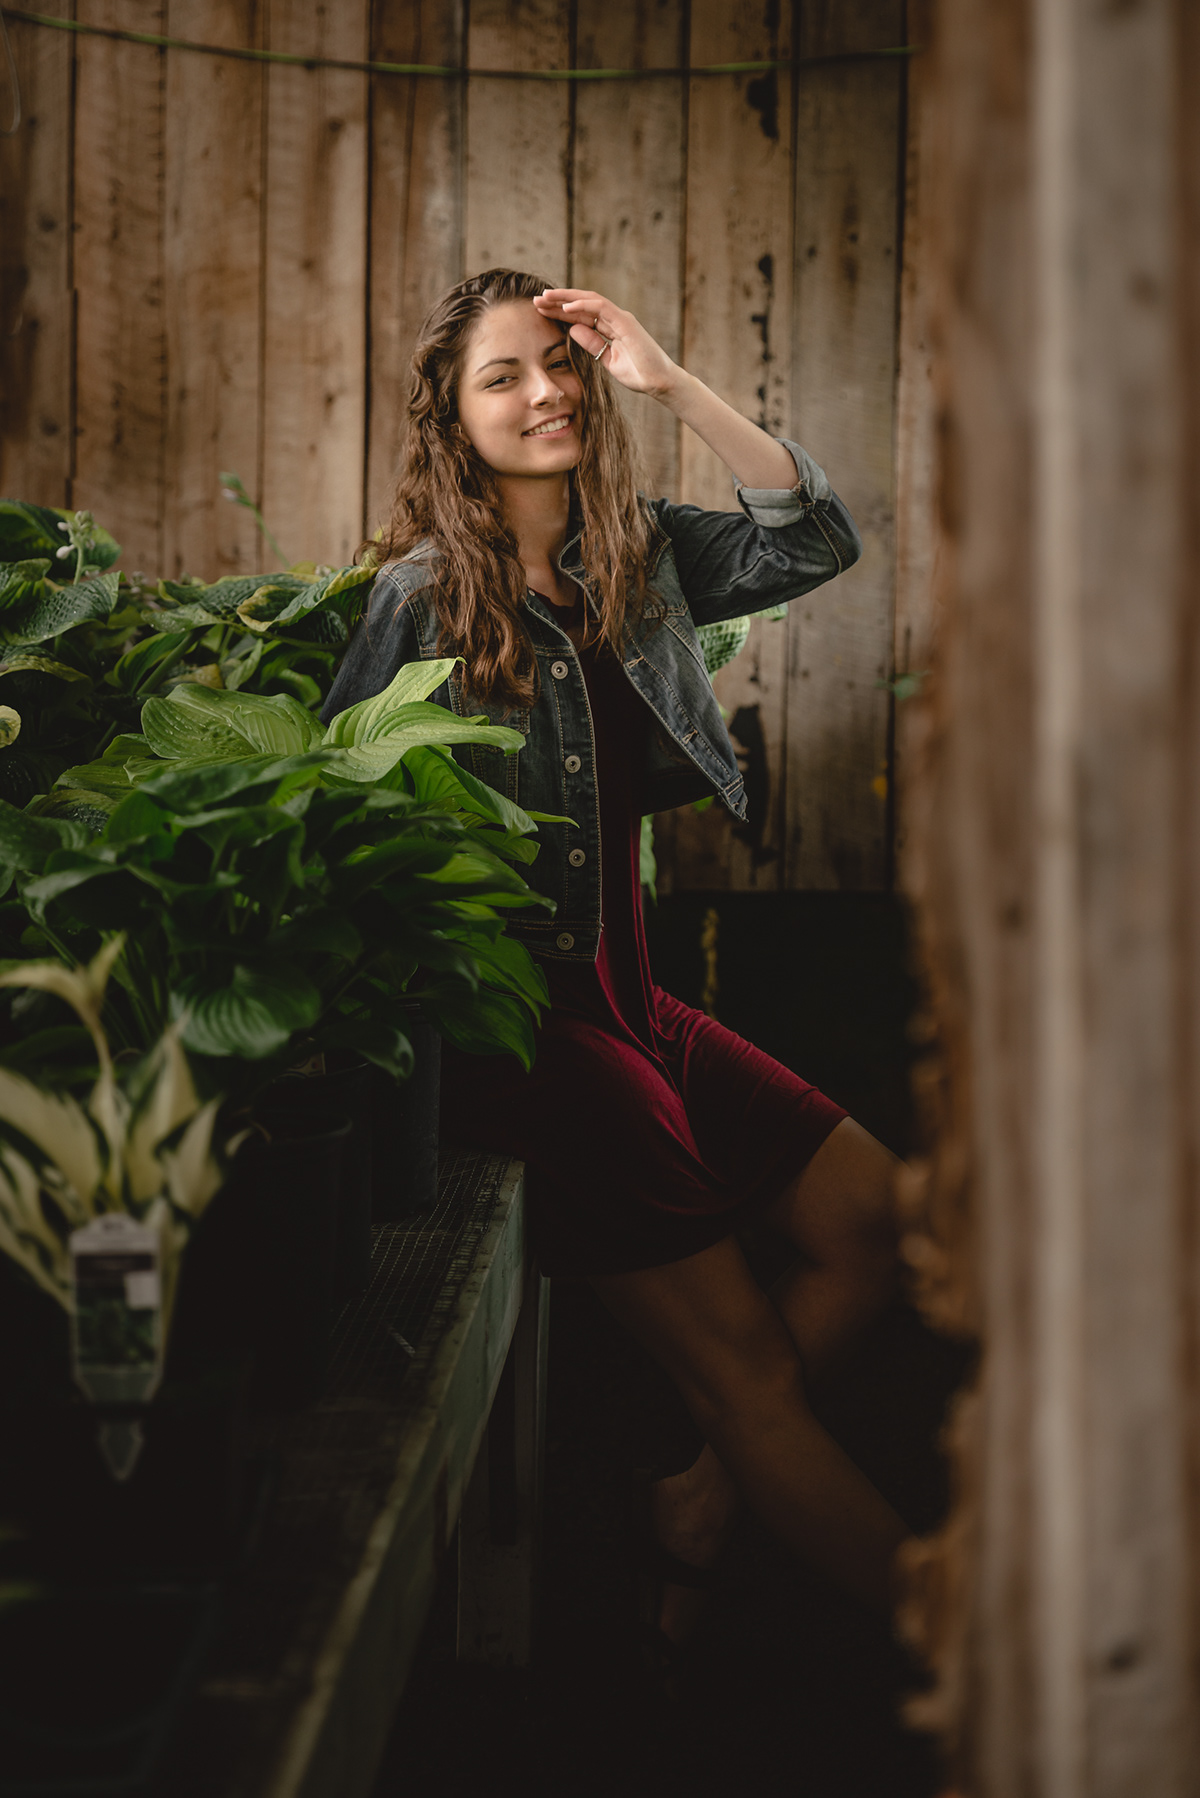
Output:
[652, 1448, 740, 1566]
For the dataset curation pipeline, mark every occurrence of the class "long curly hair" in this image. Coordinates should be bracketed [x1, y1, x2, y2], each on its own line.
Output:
[377, 267, 659, 712]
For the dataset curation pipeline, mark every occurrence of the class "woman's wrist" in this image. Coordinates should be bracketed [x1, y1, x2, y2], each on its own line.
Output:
[651, 365, 705, 413]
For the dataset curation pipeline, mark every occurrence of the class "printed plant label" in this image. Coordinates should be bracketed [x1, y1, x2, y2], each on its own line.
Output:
[69, 1214, 163, 1479]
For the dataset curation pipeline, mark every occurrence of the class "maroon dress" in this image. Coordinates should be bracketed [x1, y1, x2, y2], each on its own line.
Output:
[439, 628, 847, 1279]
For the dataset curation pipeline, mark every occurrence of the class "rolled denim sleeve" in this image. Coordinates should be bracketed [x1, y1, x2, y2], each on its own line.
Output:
[734, 437, 832, 524]
[652, 437, 862, 628]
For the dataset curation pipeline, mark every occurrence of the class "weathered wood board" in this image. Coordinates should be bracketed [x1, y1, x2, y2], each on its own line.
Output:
[365, 0, 466, 540]
[0, 8, 74, 505]
[73, 0, 168, 574]
[464, 0, 570, 282]
[784, 1, 903, 892]
[572, 0, 687, 502]
[260, 0, 369, 569]
[162, 0, 265, 579]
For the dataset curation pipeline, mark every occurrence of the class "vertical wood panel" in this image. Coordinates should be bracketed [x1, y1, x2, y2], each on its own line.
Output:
[662, 0, 794, 894]
[74, 0, 168, 572]
[572, 0, 686, 502]
[465, 1, 570, 281]
[784, 0, 903, 891]
[365, 0, 466, 539]
[260, 0, 369, 569]
[0, 10, 74, 505]
[163, 0, 264, 579]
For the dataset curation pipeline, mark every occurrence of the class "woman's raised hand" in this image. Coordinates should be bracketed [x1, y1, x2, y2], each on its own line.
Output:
[533, 289, 679, 400]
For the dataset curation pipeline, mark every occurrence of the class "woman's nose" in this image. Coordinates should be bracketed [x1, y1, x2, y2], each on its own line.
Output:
[531, 369, 564, 404]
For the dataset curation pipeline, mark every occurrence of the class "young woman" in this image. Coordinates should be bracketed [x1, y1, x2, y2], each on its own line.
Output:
[324, 268, 909, 1668]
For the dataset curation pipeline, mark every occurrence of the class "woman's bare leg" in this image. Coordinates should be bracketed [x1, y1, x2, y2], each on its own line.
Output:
[591, 1232, 906, 1617]
[644, 1119, 903, 1637]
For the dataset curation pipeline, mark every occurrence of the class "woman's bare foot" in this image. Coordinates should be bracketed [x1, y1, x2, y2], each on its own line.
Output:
[650, 1446, 740, 1644]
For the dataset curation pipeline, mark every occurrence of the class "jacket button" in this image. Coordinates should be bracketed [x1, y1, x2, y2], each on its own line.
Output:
[564, 753, 581, 773]
[568, 848, 586, 867]
[556, 931, 575, 951]
[550, 660, 569, 679]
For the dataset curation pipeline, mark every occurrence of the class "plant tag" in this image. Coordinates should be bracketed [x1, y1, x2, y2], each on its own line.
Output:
[69, 1214, 163, 1479]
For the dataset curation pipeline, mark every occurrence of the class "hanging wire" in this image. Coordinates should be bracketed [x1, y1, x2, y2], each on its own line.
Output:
[2, 9, 915, 82]
[0, 7, 21, 135]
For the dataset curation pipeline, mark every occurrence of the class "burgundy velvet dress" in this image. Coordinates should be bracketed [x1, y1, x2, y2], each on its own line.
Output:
[439, 623, 847, 1279]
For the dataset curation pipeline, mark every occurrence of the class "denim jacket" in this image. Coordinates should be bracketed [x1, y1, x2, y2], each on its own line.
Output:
[322, 439, 861, 962]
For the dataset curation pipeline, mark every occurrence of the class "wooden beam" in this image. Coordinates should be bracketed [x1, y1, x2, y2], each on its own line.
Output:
[0, 8, 74, 506]
[896, 0, 1200, 1789]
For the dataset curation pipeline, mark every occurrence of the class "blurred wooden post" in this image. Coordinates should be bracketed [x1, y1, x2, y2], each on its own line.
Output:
[896, 0, 1200, 1791]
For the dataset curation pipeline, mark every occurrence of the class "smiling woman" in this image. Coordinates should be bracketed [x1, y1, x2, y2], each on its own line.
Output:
[322, 266, 906, 1690]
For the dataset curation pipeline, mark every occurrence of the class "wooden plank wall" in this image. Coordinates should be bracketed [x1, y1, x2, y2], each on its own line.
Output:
[0, 0, 907, 894]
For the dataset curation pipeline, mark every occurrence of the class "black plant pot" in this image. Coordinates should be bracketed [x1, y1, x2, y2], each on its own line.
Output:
[201, 1107, 352, 1411]
[268, 1061, 375, 1300]
[371, 1014, 441, 1221]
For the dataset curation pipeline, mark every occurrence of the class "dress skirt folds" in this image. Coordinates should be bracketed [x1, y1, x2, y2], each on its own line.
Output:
[439, 633, 847, 1279]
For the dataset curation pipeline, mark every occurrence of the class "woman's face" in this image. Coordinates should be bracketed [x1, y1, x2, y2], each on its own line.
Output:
[455, 301, 584, 479]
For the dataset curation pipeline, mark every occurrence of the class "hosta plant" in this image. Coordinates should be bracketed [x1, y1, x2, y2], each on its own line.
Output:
[0, 939, 231, 1340]
[1, 748, 552, 1089]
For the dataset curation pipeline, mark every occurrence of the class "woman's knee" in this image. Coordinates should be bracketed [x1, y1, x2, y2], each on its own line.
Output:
[769, 1118, 901, 1271]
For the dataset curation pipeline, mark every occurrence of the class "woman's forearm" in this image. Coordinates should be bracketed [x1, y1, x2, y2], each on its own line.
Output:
[655, 369, 799, 492]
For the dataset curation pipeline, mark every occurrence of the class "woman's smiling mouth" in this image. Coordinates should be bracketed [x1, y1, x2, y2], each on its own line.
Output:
[523, 414, 574, 438]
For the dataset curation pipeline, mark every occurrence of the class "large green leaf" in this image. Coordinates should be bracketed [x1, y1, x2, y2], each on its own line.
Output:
[0, 651, 89, 684]
[136, 752, 328, 816]
[453, 929, 549, 1012]
[0, 561, 50, 615]
[141, 684, 325, 762]
[420, 986, 537, 1070]
[174, 961, 321, 1058]
[236, 560, 374, 633]
[112, 631, 199, 694]
[328, 711, 525, 783]
[403, 743, 539, 836]
[322, 659, 462, 745]
[0, 800, 88, 872]
[2, 571, 121, 645]
[0, 502, 120, 570]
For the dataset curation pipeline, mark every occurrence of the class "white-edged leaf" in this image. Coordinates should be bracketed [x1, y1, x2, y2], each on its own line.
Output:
[321, 659, 461, 745]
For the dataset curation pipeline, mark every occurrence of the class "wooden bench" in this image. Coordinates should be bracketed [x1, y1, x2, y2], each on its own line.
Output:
[156, 1148, 546, 1798]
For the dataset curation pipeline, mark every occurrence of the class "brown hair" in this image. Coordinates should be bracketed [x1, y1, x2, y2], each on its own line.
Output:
[377, 267, 658, 711]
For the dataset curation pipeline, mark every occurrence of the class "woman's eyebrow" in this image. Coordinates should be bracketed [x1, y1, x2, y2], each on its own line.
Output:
[474, 337, 568, 376]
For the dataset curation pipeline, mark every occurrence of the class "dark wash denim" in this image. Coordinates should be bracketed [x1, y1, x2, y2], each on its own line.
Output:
[321, 439, 861, 962]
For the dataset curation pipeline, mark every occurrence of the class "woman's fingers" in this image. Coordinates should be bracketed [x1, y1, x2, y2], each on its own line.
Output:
[534, 288, 677, 395]
[539, 287, 626, 339]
